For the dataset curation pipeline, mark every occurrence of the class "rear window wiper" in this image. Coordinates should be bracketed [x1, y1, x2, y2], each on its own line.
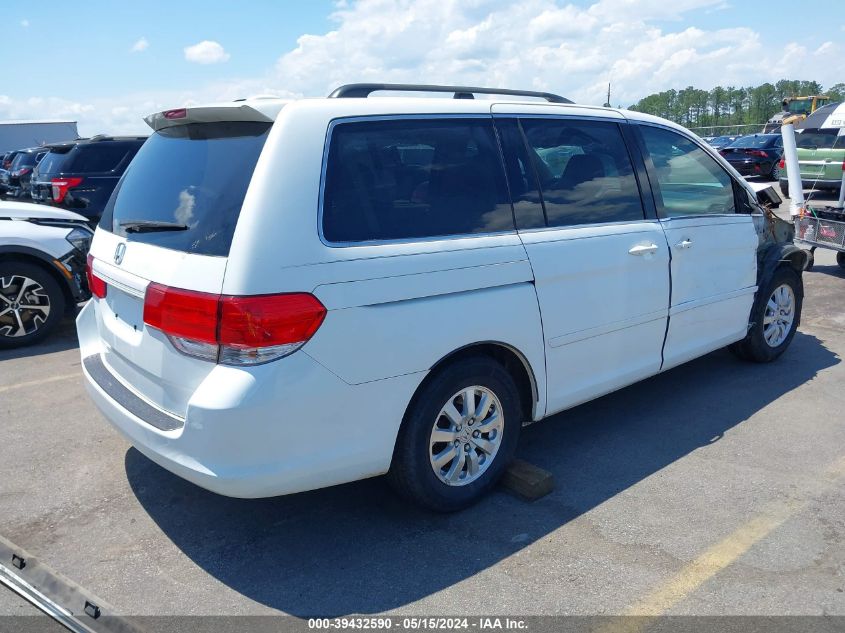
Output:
[119, 220, 189, 233]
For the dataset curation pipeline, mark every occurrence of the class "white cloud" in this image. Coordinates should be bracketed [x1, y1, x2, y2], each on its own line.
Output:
[184, 40, 230, 64]
[130, 37, 149, 53]
[20, 19, 29, 27]
[271, 0, 837, 107]
[5, 0, 842, 135]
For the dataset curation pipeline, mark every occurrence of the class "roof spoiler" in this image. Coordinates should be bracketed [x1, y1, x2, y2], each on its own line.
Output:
[144, 102, 282, 131]
[328, 83, 572, 104]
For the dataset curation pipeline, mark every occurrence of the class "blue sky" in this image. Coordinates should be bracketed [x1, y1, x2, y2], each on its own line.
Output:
[1, 0, 842, 135]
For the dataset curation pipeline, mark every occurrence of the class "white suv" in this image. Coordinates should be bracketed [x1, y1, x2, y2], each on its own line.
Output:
[77, 84, 807, 511]
[1, 200, 92, 347]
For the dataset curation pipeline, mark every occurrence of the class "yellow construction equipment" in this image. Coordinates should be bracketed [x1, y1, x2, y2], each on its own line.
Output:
[763, 96, 830, 132]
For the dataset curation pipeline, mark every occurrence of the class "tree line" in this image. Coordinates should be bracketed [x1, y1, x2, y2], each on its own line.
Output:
[628, 80, 845, 135]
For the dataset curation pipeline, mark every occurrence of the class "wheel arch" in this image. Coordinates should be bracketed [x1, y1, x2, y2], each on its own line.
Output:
[758, 243, 808, 287]
[0, 247, 76, 314]
[419, 341, 540, 425]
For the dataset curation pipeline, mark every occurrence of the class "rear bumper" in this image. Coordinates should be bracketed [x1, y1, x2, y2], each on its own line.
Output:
[780, 177, 842, 191]
[76, 300, 423, 498]
[727, 160, 769, 176]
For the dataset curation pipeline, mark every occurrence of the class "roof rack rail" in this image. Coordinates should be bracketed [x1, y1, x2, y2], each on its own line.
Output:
[328, 83, 572, 104]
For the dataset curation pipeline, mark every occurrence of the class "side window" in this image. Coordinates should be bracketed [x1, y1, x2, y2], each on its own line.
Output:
[639, 125, 736, 218]
[322, 118, 513, 243]
[519, 118, 645, 227]
[68, 144, 132, 173]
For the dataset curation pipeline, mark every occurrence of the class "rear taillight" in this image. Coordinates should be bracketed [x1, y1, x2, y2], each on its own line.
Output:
[142, 283, 326, 366]
[143, 284, 219, 344]
[164, 108, 187, 120]
[779, 158, 785, 169]
[51, 176, 83, 203]
[842, 160, 845, 172]
[86, 255, 107, 299]
[745, 149, 768, 158]
[13, 167, 31, 177]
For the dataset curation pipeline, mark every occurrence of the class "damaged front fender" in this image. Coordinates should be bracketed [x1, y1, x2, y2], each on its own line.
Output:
[752, 205, 807, 320]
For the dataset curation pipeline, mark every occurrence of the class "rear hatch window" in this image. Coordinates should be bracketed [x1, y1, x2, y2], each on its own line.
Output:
[797, 130, 842, 150]
[728, 135, 780, 149]
[11, 152, 39, 169]
[36, 148, 73, 177]
[100, 121, 271, 257]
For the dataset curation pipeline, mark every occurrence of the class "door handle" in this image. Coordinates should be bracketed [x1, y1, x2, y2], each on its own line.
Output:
[675, 238, 693, 249]
[628, 243, 658, 256]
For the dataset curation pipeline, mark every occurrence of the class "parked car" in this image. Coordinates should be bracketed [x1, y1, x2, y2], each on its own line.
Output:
[78, 85, 807, 511]
[0, 200, 92, 348]
[0, 151, 19, 198]
[707, 135, 741, 150]
[778, 128, 845, 198]
[0, 147, 48, 199]
[719, 133, 784, 180]
[2, 151, 20, 170]
[29, 136, 145, 222]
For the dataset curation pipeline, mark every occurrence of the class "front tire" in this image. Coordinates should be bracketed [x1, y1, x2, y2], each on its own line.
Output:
[388, 356, 522, 512]
[730, 266, 802, 363]
[805, 248, 815, 271]
[0, 262, 66, 349]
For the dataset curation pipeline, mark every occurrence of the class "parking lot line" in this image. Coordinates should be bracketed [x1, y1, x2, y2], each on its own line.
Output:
[0, 373, 79, 395]
[599, 454, 845, 633]
[625, 500, 796, 618]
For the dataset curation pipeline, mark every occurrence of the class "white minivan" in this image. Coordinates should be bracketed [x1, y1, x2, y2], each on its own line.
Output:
[78, 84, 807, 511]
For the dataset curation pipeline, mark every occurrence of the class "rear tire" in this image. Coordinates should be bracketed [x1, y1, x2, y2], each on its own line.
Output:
[837, 252, 845, 270]
[0, 262, 66, 349]
[779, 181, 789, 198]
[730, 266, 802, 363]
[387, 356, 522, 512]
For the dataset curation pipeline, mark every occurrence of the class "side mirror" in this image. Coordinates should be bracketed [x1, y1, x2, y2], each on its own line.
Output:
[757, 186, 783, 209]
[748, 182, 782, 209]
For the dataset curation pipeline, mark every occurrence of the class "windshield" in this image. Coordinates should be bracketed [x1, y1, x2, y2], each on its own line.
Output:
[728, 135, 781, 149]
[100, 121, 271, 257]
[796, 130, 843, 150]
[787, 99, 813, 115]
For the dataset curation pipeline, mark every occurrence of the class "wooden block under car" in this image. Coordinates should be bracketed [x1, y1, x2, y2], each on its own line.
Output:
[500, 459, 555, 501]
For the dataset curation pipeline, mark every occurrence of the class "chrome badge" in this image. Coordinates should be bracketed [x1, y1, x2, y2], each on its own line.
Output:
[114, 243, 126, 265]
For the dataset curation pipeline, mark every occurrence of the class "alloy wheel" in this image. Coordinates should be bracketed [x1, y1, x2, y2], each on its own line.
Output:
[0, 275, 52, 338]
[428, 385, 504, 486]
[762, 283, 795, 348]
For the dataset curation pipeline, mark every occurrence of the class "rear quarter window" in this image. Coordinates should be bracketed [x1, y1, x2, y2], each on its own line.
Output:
[322, 117, 513, 243]
[100, 121, 271, 257]
[65, 143, 138, 173]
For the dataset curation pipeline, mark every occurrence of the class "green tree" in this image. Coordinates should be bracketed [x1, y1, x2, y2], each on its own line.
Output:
[629, 79, 839, 133]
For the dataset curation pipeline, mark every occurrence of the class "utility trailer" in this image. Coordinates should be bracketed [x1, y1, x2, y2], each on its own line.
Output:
[794, 205, 845, 270]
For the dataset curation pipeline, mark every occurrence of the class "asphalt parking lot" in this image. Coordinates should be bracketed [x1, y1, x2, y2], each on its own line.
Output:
[1, 182, 844, 624]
